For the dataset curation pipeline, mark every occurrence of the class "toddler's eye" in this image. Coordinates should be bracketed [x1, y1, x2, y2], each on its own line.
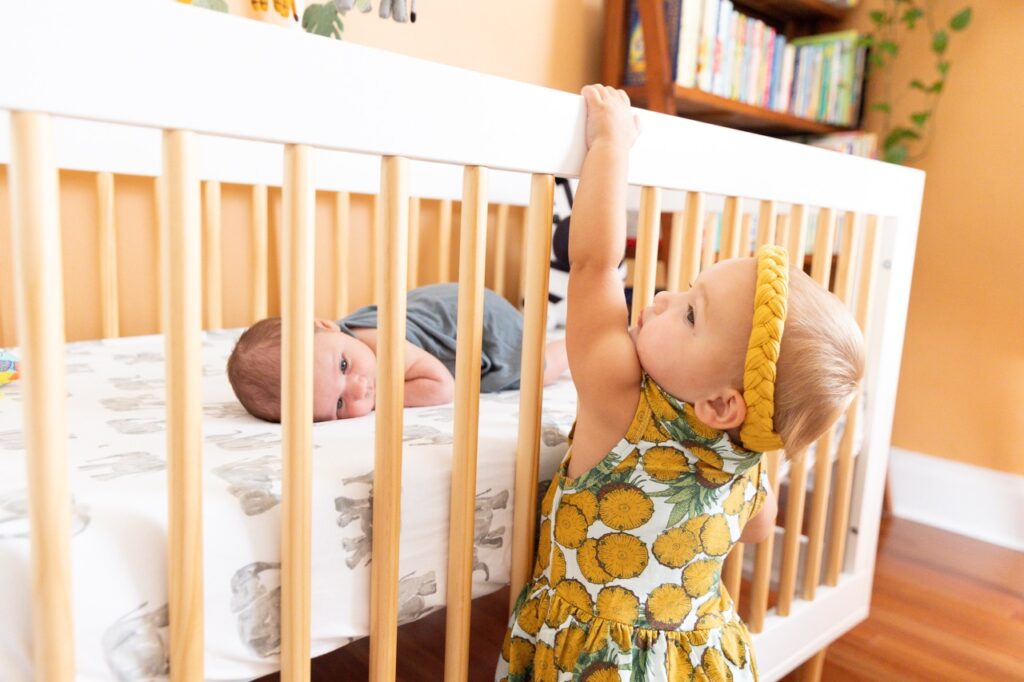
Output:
[340, 357, 349, 374]
[686, 305, 695, 325]
[337, 397, 345, 414]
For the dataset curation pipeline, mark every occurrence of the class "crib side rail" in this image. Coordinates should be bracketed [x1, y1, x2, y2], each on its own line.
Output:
[0, 2, 922, 219]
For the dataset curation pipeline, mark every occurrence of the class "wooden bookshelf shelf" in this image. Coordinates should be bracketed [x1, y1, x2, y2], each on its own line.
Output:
[624, 84, 850, 135]
[603, 0, 861, 138]
[738, 0, 850, 23]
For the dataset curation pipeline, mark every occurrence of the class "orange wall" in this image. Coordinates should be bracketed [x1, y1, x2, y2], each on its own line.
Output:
[844, 0, 1024, 474]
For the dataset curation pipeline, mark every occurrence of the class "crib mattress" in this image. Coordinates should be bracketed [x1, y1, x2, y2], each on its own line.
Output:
[0, 331, 578, 682]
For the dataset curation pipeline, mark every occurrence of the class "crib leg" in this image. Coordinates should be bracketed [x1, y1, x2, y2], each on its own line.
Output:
[789, 648, 827, 682]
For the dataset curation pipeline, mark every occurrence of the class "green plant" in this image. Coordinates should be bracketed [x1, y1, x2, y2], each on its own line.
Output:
[860, 1, 972, 164]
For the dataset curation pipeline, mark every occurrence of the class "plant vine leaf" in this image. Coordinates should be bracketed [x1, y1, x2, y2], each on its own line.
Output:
[950, 7, 972, 30]
[885, 144, 909, 164]
[910, 111, 930, 127]
[938, 60, 951, 75]
[932, 30, 948, 54]
[901, 8, 923, 29]
[880, 40, 899, 55]
[910, 79, 928, 91]
[870, 10, 888, 25]
[871, 102, 892, 113]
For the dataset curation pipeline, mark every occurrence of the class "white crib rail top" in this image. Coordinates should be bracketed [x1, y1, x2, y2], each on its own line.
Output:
[0, 0, 922, 217]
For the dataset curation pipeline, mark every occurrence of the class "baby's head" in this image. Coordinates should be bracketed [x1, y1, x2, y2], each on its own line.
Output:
[227, 318, 378, 423]
[633, 245, 864, 454]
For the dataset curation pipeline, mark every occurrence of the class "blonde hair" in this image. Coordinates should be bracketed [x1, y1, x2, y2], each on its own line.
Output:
[226, 317, 285, 423]
[772, 267, 865, 455]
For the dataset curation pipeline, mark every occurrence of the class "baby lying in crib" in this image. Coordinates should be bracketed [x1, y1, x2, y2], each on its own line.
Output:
[227, 283, 568, 422]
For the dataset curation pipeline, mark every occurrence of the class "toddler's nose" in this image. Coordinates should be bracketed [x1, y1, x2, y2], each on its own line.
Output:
[653, 290, 670, 310]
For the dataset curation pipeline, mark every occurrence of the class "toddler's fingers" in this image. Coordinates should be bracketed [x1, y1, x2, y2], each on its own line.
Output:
[616, 88, 631, 106]
[634, 114, 642, 134]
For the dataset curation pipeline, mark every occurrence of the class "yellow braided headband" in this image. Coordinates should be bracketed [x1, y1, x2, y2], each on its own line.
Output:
[739, 244, 789, 452]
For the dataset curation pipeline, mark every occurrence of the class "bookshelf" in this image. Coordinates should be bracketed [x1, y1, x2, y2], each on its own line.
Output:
[602, 0, 860, 136]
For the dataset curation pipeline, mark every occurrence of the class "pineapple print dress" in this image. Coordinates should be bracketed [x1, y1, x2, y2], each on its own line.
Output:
[496, 373, 768, 682]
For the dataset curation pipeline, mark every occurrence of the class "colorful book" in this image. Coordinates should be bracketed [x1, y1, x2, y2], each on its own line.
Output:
[695, 0, 720, 91]
[711, 0, 732, 96]
[779, 43, 796, 113]
[769, 33, 785, 110]
[675, 0, 703, 88]
[730, 12, 744, 100]
[624, 0, 684, 87]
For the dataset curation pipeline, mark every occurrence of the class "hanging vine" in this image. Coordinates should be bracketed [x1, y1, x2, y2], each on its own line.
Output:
[860, 1, 972, 164]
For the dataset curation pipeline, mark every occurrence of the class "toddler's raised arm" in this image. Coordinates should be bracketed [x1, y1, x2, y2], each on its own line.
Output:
[566, 85, 643, 419]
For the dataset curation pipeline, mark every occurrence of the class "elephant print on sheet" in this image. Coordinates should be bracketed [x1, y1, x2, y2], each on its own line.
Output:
[231, 561, 282, 657]
[207, 430, 281, 451]
[213, 455, 282, 515]
[472, 489, 509, 581]
[80, 451, 165, 482]
[102, 602, 169, 682]
[397, 571, 438, 624]
[0, 489, 90, 539]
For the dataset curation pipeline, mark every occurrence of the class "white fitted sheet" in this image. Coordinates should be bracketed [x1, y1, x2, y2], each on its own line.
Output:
[0, 331, 577, 681]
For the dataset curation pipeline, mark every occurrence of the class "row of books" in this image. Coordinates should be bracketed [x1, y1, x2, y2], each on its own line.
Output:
[791, 131, 878, 158]
[624, 0, 866, 126]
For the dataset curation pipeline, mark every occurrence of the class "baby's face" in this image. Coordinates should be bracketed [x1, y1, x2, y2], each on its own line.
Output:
[632, 258, 756, 405]
[311, 325, 377, 421]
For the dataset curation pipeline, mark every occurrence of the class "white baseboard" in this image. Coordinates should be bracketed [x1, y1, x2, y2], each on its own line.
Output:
[889, 448, 1024, 551]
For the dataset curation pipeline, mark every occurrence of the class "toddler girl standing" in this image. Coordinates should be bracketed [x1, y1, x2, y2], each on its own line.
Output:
[496, 85, 864, 681]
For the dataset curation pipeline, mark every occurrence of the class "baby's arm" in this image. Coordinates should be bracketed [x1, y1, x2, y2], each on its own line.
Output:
[566, 86, 642, 425]
[403, 342, 455, 406]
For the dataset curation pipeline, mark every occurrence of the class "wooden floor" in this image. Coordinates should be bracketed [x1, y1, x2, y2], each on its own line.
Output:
[260, 517, 1024, 681]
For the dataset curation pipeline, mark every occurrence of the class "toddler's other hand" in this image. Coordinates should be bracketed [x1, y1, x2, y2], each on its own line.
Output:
[581, 84, 640, 150]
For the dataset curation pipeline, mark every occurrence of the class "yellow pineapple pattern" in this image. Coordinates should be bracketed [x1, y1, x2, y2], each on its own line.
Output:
[497, 373, 767, 681]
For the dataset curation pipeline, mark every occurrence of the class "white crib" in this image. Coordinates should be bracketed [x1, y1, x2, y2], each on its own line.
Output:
[0, 1, 924, 680]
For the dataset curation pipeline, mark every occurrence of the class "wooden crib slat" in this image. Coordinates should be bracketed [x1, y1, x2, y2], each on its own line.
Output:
[280, 144, 315, 682]
[96, 171, 119, 338]
[10, 111, 75, 682]
[747, 450, 781, 633]
[721, 195, 741, 259]
[444, 166, 489, 682]
[252, 184, 269, 322]
[372, 194, 381, 301]
[740, 213, 753, 257]
[757, 200, 776, 249]
[163, 129, 204, 681]
[438, 198, 453, 283]
[809, 207, 836, 287]
[700, 213, 717, 271]
[509, 174, 555, 612]
[681, 192, 705, 287]
[333, 191, 350, 318]
[155, 176, 169, 334]
[826, 215, 879, 586]
[723, 543, 744, 609]
[666, 210, 685, 292]
[202, 180, 223, 330]
[408, 196, 421, 290]
[787, 204, 807, 270]
[801, 206, 839, 601]
[775, 213, 790, 251]
[494, 203, 510, 299]
[776, 210, 810, 617]
[631, 186, 661, 325]
[370, 156, 409, 682]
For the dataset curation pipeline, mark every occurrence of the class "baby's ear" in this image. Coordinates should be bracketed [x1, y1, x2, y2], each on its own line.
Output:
[314, 319, 340, 332]
[694, 389, 746, 431]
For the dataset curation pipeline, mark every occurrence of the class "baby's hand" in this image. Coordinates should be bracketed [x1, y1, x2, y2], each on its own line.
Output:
[581, 84, 640, 150]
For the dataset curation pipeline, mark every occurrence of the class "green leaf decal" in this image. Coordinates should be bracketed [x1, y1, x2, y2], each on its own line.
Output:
[910, 111, 930, 127]
[932, 30, 948, 54]
[302, 2, 344, 39]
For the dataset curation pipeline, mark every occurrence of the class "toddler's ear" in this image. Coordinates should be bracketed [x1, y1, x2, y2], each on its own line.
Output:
[314, 319, 341, 332]
[694, 389, 746, 431]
